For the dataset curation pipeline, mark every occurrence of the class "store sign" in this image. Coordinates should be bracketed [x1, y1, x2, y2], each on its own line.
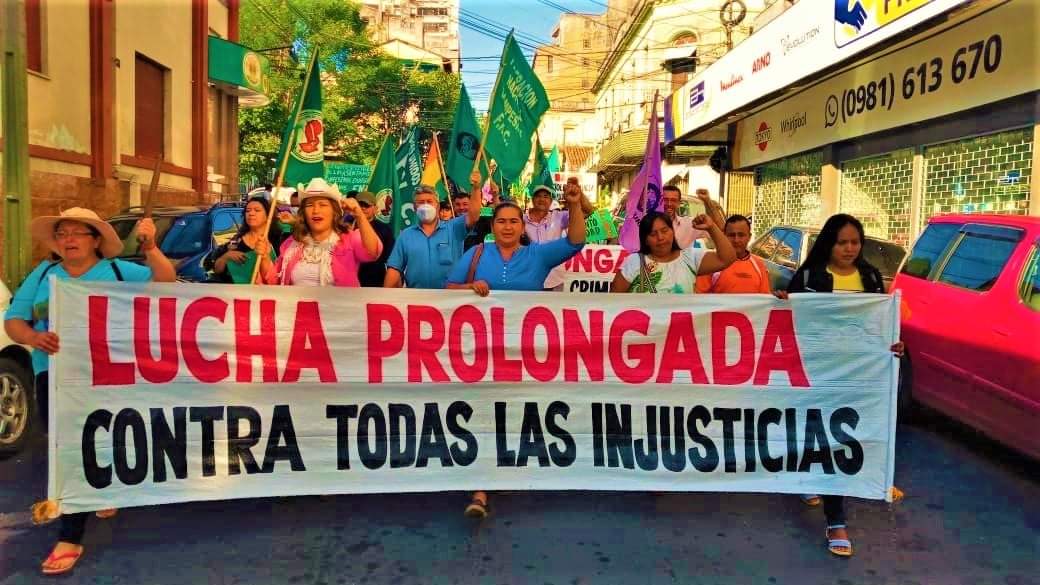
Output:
[733, 2, 1038, 168]
[207, 36, 271, 108]
[668, 0, 969, 143]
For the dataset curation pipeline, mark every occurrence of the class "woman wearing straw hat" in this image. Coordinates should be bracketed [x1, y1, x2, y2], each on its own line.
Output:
[4, 208, 175, 575]
[263, 178, 382, 287]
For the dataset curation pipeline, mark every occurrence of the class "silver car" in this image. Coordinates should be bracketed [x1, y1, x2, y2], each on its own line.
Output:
[0, 280, 36, 457]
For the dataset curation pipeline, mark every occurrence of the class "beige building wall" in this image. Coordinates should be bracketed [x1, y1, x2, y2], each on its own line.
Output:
[26, 2, 92, 155]
[208, 0, 229, 38]
[114, 0, 194, 190]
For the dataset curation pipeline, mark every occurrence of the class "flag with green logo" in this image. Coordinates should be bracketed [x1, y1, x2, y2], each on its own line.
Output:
[366, 136, 399, 228]
[274, 50, 324, 187]
[483, 33, 550, 185]
[445, 85, 488, 194]
[393, 126, 423, 235]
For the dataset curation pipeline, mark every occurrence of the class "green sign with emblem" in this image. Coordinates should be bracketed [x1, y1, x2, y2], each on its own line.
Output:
[207, 36, 271, 108]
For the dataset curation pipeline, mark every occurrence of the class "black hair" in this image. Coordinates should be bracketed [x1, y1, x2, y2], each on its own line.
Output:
[263, 183, 273, 190]
[638, 211, 680, 256]
[725, 214, 751, 230]
[492, 201, 523, 221]
[236, 196, 282, 244]
[346, 190, 359, 199]
[800, 213, 868, 271]
[662, 185, 682, 195]
[451, 191, 470, 201]
[439, 200, 453, 211]
[290, 191, 300, 200]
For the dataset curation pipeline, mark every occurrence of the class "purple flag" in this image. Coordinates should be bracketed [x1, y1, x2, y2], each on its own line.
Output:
[619, 97, 663, 252]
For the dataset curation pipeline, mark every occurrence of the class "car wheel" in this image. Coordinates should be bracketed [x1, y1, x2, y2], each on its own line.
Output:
[896, 354, 916, 424]
[0, 357, 35, 458]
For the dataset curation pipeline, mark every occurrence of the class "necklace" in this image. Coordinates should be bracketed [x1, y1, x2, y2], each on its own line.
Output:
[301, 234, 337, 264]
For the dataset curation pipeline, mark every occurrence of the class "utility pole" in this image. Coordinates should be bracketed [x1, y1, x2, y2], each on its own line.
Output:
[2, 0, 33, 289]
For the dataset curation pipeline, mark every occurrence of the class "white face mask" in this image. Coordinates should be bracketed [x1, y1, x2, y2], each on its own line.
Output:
[416, 203, 438, 224]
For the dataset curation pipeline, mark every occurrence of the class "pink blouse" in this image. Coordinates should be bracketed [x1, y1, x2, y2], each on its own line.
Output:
[264, 230, 382, 287]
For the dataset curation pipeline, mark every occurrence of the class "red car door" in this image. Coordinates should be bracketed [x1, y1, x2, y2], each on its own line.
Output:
[927, 223, 1029, 445]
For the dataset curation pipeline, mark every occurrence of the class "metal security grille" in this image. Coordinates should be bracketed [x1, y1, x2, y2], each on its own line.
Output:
[839, 149, 915, 247]
[752, 151, 823, 237]
[922, 127, 1033, 225]
[725, 172, 755, 217]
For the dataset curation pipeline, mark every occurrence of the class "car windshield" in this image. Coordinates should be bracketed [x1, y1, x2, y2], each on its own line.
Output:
[109, 213, 209, 259]
[807, 234, 906, 276]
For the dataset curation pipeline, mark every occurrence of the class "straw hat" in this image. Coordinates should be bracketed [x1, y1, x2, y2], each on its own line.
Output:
[297, 177, 342, 204]
[30, 207, 123, 259]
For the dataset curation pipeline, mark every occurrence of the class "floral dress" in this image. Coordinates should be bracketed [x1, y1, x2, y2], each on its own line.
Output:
[618, 248, 707, 294]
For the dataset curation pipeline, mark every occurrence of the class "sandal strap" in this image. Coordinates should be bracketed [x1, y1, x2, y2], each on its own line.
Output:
[826, 524, 847, 530]
[44, 551, 81, 564]
[827, 539, 852, 548]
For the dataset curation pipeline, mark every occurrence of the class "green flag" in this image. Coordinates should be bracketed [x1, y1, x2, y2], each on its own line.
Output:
[484, 33, 550, 185]
[446, 85, 488, 193]
[275, 50, 324, 187]
[366, 136, 399, 228]
[547, 145, 561, 175]
[393, 126, 423, 235]
[528, 139, 554, 197]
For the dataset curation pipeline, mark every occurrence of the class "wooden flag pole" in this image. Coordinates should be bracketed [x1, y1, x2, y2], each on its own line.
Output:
[432, 131, 456, 218]
[250, 47, 320, 284]
[637, 90, 660, 215]
[472, 31, 513, 177]
[136, 157, 163, 246]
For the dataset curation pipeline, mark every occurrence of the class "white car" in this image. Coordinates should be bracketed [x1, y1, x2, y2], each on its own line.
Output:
[0, 279, 35, 457]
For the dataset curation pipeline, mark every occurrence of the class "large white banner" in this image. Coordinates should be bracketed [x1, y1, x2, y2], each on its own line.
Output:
[49, 280, 900, 514]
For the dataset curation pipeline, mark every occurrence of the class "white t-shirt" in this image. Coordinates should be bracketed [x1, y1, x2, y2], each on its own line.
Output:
[671, 215, 710, 249]
[619, 248, 707, 294]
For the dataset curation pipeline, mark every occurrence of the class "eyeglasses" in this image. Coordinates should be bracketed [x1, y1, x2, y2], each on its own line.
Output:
[358, 202, 372, 209]
[54, 231, 96, 240]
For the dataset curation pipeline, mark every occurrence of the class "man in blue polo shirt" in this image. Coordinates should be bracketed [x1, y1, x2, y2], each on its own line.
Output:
[384, 169, 484, 288]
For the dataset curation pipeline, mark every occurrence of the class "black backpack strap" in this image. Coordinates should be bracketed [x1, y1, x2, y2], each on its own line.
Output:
[36, 261, 61, 286]
[109, 260, 125, 282]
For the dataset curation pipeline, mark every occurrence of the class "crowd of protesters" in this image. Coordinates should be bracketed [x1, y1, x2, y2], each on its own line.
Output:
[3, 169, 907, 574]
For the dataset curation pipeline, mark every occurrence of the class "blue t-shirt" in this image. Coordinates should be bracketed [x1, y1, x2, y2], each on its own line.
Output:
[5, 259, 152, 374]
[386, 216, 469, 289]
[446, 237, 584, 291]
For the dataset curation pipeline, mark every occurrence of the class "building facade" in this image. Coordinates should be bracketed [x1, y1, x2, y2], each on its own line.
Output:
[359, 0, 460, 73]
[666, 0, 1039, 244]
[587, 0, 763, 210]
[1, 0, 260, 276]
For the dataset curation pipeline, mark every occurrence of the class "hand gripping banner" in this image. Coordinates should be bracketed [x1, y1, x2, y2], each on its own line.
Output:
[48, 280, 900, 514]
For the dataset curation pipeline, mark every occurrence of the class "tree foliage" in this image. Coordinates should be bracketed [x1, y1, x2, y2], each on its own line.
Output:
[238, 0, 460, 184]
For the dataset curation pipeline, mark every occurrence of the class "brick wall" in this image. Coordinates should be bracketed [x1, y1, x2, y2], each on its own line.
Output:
[922, 127, 1033, 224]
[839, 148, 915, 247]
[0, 169, 200, 284]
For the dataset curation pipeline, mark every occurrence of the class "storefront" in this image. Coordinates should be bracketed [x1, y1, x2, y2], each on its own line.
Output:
[667, 0, 1038, 242]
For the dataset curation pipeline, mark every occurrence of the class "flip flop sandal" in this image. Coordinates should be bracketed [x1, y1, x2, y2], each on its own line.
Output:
[826, 524, 853, 557]
[464, 496, 488, 519]
[41, 550, 82, 576]
[800, 494, 822, 507]
[96, 508, 118, 519]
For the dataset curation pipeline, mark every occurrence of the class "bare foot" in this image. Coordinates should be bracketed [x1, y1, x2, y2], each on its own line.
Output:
[41, 541, 83, 574]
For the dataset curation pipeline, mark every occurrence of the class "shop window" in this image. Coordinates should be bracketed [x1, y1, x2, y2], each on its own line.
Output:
[922, 128, 1033, 226]
[135, 54, 167, 160]
[839, 149, 914, 247]
[26, 0, 43, 73]
[936, 227, 1021, 292]
[901, 223, 959, 279]
[1020, 247, 1040, 311]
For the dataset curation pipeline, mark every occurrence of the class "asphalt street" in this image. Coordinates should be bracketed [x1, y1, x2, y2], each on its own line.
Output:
[1, 413, 1037, 585]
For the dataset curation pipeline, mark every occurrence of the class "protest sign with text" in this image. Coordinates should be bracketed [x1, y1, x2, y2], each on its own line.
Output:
[49, 281, 899, 514]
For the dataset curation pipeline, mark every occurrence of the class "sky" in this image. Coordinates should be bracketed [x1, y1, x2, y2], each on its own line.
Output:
[458, 0, 610, 112]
